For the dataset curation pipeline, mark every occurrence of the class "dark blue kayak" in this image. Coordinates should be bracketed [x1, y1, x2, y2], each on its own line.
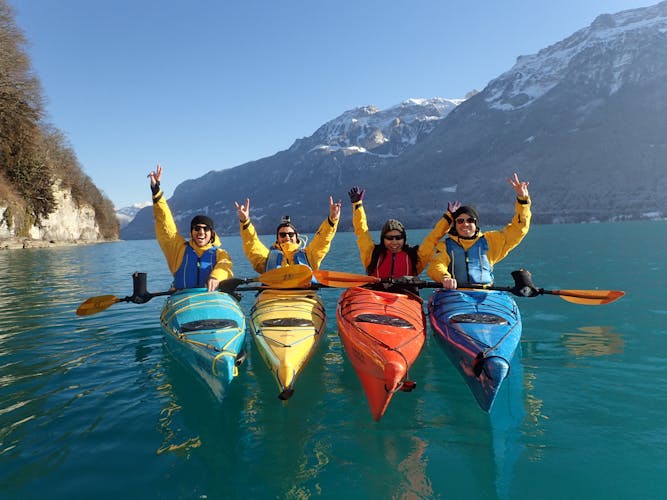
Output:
[428, 289, 522, 412]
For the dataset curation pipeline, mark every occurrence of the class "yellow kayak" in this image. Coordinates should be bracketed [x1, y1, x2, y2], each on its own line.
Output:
[249, 288, 326, 400]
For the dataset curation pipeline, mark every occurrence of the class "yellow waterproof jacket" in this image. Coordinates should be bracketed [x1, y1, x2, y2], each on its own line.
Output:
[351, 201, 452, 275]
[152, 191, 233, 281]
[239, 216, 339, 274]
[427, 197, 531, 283]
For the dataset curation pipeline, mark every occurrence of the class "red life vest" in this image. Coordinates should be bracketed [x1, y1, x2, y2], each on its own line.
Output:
[372, 249, 413, 279]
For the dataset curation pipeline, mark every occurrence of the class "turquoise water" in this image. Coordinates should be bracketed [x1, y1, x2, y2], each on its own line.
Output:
[1, 221, 666, 499]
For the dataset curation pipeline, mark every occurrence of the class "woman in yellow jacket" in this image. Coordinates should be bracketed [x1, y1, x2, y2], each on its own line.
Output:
[428, 173, 531, 289]
[347, 186, 456, 280]
[149, 164, 233, 291]
[234, 197, 341, 273]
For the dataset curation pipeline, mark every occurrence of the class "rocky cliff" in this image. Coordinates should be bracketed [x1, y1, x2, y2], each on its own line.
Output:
[1, 179, 106, 249]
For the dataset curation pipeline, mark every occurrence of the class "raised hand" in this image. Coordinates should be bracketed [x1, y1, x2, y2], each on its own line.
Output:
[447, 200, 461, 214]
[348, 185, 365, 203]
[148, 164, 163, 195]
[508, 172, 529, 198]
[234, 198, 250, 223]
[329, 196, 342, 221]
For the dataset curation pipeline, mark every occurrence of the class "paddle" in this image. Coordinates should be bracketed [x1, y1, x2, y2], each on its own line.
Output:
[397, 268, 625, 305]
[78, 265, 315, 317]
[433, 283, 624, 305]
[76, 272, 174, 316]
[468, 269, 623, 305]
[312, 269, 380, 288]
[218, 264, 313, 293]
[313, 268, 624, 305]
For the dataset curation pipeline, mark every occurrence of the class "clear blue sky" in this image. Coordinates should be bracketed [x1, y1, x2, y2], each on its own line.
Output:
[9, 0, 654, 209]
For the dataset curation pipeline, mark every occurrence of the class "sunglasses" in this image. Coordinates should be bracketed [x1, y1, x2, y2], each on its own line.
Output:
[279, 231, 296, 238]
[192, 225, 211, 232]
[384, 234, 404, 241]
[455, 217, 476, 224]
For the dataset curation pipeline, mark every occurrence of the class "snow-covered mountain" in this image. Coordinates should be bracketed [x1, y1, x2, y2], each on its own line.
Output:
[123, 1, 667, 239]
[122, 97, 464, 239]
[390, 0, 667, 224]
[485, 2, 667, 111]
[116, 202, 150, 229]
[301, 98, 462, 157]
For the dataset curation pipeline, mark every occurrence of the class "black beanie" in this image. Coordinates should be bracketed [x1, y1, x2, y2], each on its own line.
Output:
[449, 206, 479, 237]
[190, 215, 215, 230]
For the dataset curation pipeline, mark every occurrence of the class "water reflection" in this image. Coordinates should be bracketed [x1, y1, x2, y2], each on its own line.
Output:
[561, 326, 625, 357]
[2, 223, 665, 498]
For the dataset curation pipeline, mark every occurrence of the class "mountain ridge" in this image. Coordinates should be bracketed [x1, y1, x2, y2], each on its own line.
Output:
[122, 97, 462, 239]
[122, 1, 667, 240]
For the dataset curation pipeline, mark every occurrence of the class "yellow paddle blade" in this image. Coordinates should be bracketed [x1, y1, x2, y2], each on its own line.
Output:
[313, 269, 380, 288]
[76, 295, 121, 316]
[258, 264, 313, 288]
[549, 289, 625, 305]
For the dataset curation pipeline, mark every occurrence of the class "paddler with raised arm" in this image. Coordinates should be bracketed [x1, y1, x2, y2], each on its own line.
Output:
[149, 164, 233, 291]
[428, 172, 531, 289]
[234, 196, 341, 273]
[347, 185, 457, 291]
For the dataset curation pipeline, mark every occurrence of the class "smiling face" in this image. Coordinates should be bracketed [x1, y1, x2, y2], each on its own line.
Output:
[277, 228, 297, 243]
[276, 223, 298, 245]
[383, 231, 405, 253]
[454, 215, 477, 238]
[191, 224, 212, 247]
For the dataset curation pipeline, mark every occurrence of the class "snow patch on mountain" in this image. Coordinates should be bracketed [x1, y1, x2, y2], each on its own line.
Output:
[116, 202, 151, 229]
[307, 97, 463, 156]
[485, 1, 667, 110]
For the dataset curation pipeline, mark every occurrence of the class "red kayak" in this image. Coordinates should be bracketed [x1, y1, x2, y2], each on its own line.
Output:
[336, 286, 426, 421]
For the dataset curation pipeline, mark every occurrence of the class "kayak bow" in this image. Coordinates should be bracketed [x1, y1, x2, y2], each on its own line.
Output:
[337, 286, 426, 421]
[428, 289, 522, 412]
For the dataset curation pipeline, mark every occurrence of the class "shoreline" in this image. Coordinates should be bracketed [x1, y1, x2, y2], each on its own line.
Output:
[0, 238, 106, 250]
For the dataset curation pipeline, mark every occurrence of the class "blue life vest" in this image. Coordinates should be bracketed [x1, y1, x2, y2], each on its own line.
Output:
[265, 247, 311, 271]
[445, 237, 494, 285]
[172, 244, 218, 289]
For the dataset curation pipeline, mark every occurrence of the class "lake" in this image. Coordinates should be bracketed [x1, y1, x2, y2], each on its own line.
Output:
[1, 220, 666, 499]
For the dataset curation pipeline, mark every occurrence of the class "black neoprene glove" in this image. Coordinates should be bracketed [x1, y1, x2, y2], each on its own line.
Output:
[348, 186, 365, 203]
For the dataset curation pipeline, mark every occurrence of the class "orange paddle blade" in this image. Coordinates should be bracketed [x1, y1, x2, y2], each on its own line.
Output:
[313, 269, 380, 288]
[547, 289, 625, 305]
[76, 295, 121, 316]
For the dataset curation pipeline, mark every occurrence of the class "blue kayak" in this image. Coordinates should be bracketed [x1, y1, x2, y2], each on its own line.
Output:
[428, 289, 522, 412]
[160, 289, 247, 400]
